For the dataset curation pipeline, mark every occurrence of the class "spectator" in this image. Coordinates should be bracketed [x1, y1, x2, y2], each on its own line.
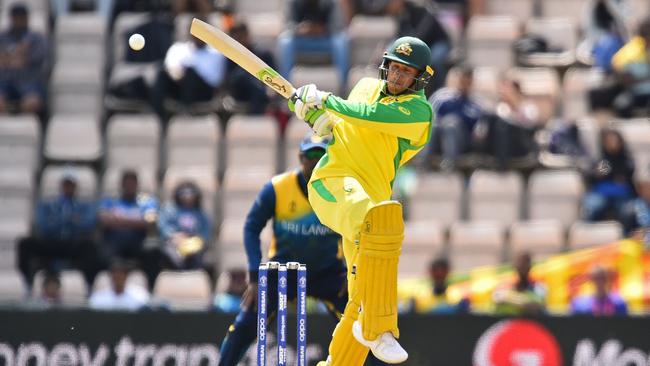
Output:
[212, 268, 247, 313]
[405, 257, 469, 314]
[225, 19, 276, 114]
[493, 251, 546, 316]
[579, 0, 630, 71]
[389, 0, 452, 94]
[484, 78, 540, 169]
[171, 0, 213, 17]
[89, 260, 150, 311]
[278, 0, 349, 93]
[590, 18, 650, 117]
[155, 181, 211, 272]
[621, 177, 650, 238]
[150, 31, 226, 121]
[426, 65, 485, 169]
[581, 128, 636, 222]
[571, 266, 628, 316]
[0, 3, 48, 115]
[39, 272, 62, 307]
[16, 174, 102, 296]
[98, 170, 158, 263]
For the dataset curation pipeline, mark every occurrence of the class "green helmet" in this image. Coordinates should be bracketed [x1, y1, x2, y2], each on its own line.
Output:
[384, 36, 431, 71]
[380, 36, 434, 92]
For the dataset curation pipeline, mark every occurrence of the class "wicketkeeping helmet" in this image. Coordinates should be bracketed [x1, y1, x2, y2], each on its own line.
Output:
[379, 36, 434, 92]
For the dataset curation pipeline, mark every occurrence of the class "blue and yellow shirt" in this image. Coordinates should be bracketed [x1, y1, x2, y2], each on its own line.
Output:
[244, 170, 342, 279]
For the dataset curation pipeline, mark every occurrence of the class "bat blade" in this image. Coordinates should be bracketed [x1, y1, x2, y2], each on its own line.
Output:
[190, 18, 295, 99]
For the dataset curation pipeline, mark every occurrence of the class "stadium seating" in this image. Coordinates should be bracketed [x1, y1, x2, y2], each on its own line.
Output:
[540, 0, 586, 23]
[527, 170, 584, 227]
[568, 221, 624, 250]
[563, 67, 605, 121]
[485, 0, 536, 19]
[226, 115, 278, 170]
[409, 172, 464, 227]
[401, 221, 446, 278]
[509, 220, 565, 259]
[466, 15, 520, 69]
[44, 115, 103, 162]
[291, 66, 341, 96]
[167, 115, 220, 169]
[106, 114, 161, 170]
[153, 270, 212, 308]
[348, 15, 397, 67]
[4, 0, 650, 304]
[468, 170, 524, 226]
[449, 221, 506, 271]
[0, 115, 41, 172]
[521, 17, 577, 67]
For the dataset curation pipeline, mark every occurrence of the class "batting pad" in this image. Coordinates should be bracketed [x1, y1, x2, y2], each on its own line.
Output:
[356, 201, 404, 341]
[328, 301, 370, 366]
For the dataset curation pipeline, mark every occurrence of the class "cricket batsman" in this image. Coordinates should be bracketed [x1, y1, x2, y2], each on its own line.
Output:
[289, 36, 434, 364]
[217, 134, 386, 366]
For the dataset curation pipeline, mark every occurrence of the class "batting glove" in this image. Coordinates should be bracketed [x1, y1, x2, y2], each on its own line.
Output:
[295, 84, 330, 110]
[304, 108, 334, 137]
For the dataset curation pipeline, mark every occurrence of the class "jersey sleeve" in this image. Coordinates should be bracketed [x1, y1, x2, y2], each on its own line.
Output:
[244, 181, 276, 280]
[325, 94, 432, 141]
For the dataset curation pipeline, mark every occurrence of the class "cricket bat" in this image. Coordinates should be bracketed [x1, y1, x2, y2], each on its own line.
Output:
[190, 18, 295, 99]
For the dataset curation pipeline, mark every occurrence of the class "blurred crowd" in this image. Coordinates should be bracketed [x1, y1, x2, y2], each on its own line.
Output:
[0, 0, 649, 313]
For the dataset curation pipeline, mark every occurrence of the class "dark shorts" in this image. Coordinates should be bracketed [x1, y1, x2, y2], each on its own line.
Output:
[0, 80, 45, 101]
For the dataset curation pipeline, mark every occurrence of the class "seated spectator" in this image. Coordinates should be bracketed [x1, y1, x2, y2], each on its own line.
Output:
[36, 271, 62, 307]
[225, 19, 276, 114]
[150, 30, 225, 121]
[493, 251, 546, 316]
[16, 174, 102, 296]
[0, 3, 48, 115]
[212, 268, 247, 313]
[405, 257, 470, 314]
[621, 177, 650, 238]
[483, 78, 540, 169]
[389, 0, 452, 94]
[89, 260, 150, 311]
[581, 128, 636, 222]
[98, 170, 158, 264]
[426, 65, 485, 169]
[571, 266, 628, 316]
[155, 181, 211, 272]
[171, 0, 213, 17]
[578, 0, 629, 71]
[590, 18, 650, 117]
[278, 0, 349, 93]
[26, 271, 63, 308]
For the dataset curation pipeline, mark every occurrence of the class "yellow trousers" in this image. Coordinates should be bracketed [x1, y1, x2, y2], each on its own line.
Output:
[308, 176, 401, 365]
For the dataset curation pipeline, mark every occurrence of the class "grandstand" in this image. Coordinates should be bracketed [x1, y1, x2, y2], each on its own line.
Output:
[0, 0, 648, 315]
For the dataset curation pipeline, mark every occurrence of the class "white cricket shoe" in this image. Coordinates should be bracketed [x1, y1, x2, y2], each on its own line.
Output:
[352, 321, 408, 364]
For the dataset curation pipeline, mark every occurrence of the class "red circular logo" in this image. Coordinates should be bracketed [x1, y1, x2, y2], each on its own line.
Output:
[473, 320, 563, 366]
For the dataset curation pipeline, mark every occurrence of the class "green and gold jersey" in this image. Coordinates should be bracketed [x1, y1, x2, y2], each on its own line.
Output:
[311, 77, 433, 201]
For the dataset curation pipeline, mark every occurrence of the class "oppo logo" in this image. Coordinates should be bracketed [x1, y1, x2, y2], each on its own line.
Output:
[473, 320, 562, 366]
